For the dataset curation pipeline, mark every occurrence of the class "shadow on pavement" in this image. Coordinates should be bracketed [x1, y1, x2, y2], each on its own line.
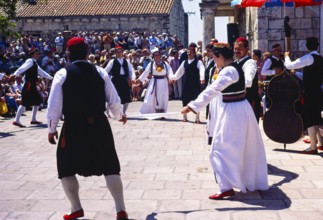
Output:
[149, 164, 297, 217]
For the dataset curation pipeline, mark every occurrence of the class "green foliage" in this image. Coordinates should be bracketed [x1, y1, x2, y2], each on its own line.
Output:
[0, 14, 20, 38]
[0, 0, 19, 19]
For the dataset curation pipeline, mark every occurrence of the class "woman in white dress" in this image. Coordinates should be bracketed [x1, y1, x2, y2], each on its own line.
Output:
[137, 48, 173, 114]
[182, 44, 268, 199]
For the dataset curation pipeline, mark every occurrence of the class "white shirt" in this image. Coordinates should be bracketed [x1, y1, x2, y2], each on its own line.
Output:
[104, 58, 135, 79]
[261, 56, 282, 76]
[46, 61, 123, 133]
[236, 55, 257, 88]
[171, 59, 205, 81]
[138, 61, 173, 82]
[13, 58, 53, 80]
[284, 51, 320, 70]
[188, 66, 239, 113]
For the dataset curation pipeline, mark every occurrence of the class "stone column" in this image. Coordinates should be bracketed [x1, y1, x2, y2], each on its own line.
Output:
[199, 0, 219, 49]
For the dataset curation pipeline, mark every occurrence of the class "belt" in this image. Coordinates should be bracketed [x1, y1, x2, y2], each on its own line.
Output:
[222, 93, 245, 103]
[153, 75, 167, 79]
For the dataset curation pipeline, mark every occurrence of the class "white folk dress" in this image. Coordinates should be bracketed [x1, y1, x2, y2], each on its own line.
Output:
[138, 61, 173, 114]
[188, 65, 268, 193]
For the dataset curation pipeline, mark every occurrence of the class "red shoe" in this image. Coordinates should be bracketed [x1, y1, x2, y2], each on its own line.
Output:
[209, 189, 234, 200]
[303, 138, 310, 144]
[13, 121, 26, 128]
[317, 146, 323, 151]
[300, 149, 318, 155]
[63, 209, 84, 220]
[30, 121, 42, 125]
[117, 210, 128, 220]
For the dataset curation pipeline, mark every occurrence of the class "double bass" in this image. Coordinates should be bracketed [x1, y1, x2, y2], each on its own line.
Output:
[263, 16, 303, 149]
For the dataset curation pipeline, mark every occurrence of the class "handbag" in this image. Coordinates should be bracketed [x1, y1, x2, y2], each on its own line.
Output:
[0, 101, 8, 116]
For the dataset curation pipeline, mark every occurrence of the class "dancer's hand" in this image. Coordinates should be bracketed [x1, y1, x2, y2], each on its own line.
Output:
[48, 131, 58, 144]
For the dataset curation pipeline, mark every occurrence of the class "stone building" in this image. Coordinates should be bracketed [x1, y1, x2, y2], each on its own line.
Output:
[200, 0, 323, 57]
[14, 0, 188, 46]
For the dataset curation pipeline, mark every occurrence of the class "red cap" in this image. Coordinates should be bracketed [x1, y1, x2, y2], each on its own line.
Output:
[67, 37, 86, 49]
[115, 45, 122, 50]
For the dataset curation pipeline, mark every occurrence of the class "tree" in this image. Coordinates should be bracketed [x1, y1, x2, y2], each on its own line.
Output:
[0, 0, 19, 39]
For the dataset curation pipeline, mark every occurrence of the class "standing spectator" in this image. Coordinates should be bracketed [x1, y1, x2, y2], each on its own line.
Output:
[41, 50, 56, 75]
[148, 32, 158, 51]
[169, 49, 182, 100]
[12, 48, 53, 127]
[47, 37, 129, 220]
[139, 49, 152, 70]
[55, 32, 64, 55]
[165, 34, 173, 52]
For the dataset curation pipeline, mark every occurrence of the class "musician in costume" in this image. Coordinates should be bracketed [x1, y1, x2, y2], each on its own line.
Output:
[105, 45, 135, 115]
[136, 48, 173, 114]
[261, 44, 284, 80]
[284, 37, 323, 154]
[12, 48, 53, 127]
[171, 44, 205, 123]
[182, 44, 268, 199]
[234, 37, 260, 122]
[47, 37, 129, 220]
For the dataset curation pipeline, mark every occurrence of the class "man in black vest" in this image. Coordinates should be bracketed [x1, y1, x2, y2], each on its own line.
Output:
[234, 37, 260, 122]
[261, 43, 284, 110]
[261, 44, 284, 80]
[105, 45, 135, 115]
[12, 48, 53, 127]
[284, 37, 323, 154]
[47, 37, 129, 220]
[171, 44, 205, 123]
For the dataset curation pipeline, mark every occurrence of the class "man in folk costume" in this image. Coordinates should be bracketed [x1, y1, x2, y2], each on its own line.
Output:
[47, 37, 129, 220]
[284, 37, 323, 154]
[105, 45, 135, 115]
[234, 37, 260, 122]
[260, 44, 284, 110]
[181, 44, 268, 200]
[203, 43, 217, 120]
[12, 48, 53, 127]
[136, 48, 173, 114]
[171, 44, 205, 123]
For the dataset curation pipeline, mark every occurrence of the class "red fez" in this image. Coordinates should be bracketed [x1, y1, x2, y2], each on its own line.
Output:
[235, 37, 249, 47]
[115, 45, 122, 50]
[28, 47, 39, 55]
[67, 37, 86, 49]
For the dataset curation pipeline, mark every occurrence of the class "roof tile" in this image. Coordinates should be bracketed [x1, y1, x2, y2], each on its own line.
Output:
[16, 0, 174, 18]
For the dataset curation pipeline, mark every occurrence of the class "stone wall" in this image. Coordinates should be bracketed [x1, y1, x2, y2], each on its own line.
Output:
[246, 6, 321, 59]
[14, 0, 187, 46]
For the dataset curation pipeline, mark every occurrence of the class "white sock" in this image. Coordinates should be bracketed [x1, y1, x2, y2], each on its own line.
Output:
[183, 113, 187, 120]
[122, 103, 129, 115]
[31, 106, 39, 122]
[61, 176, 82, 213]
[195, 112, 200, 121]
[308, 126, 318, 150]
[105, 175, 126, 212]
[14, 105, 25, 124]
[317, 130, 322, 146]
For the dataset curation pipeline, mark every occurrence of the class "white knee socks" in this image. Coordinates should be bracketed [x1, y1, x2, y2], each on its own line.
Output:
[308, 126, 318, 150]
[105, 175, 126, 212]
[61, 176, 82, 213]
[31, 105, 39, 122]
[14, 105, 25, 124]
[122, 103, 129, 115]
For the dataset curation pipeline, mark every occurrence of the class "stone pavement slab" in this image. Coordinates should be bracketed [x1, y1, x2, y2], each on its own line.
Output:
[1, 100, 323, 220]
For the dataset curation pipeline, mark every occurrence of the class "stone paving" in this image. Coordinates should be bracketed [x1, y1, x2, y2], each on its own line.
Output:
[0, 100, 323, 220]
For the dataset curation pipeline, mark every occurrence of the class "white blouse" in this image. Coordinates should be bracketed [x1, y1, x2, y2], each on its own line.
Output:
[46, 61, 123, 133]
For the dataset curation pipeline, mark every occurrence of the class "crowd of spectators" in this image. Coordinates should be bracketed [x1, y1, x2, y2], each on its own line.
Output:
[0, 30, 188, 118]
